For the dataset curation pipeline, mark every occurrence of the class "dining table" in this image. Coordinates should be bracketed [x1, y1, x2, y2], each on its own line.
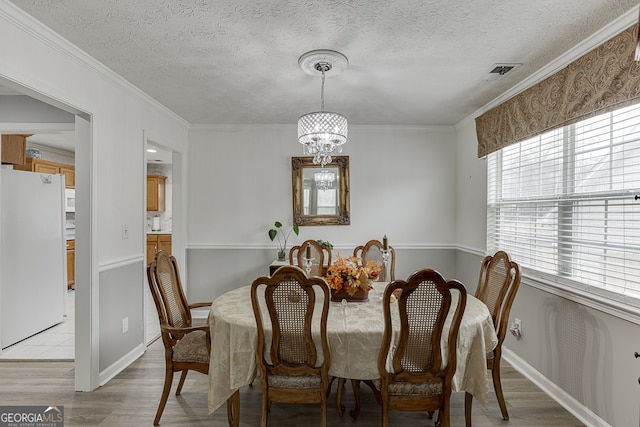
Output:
[207, 280, 498, 418]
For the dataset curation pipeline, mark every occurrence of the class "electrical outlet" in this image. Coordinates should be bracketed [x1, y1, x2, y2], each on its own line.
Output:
[509, 318, 522, 338]
[121, 224, 129, 239]
[122, 317, 128, 333]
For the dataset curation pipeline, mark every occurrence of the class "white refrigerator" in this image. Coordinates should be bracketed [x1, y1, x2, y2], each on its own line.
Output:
[1, 168, 66, 349]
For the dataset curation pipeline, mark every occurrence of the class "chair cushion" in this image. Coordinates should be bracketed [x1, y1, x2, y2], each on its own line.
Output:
[372, 378, 443, 396]
[173, 330, 209, 364]
[267, 374, 325, 389]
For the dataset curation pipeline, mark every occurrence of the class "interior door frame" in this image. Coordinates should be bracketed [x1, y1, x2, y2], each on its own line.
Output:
[143, 130, 184, 344]
[0, 77, 96, 391]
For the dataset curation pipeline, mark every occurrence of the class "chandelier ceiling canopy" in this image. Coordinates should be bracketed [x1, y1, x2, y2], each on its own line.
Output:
[297, 50, 348, 167]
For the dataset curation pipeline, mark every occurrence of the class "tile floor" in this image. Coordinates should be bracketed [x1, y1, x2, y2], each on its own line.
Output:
[0, 286, 161, 361]
[0, 290, 75, 360]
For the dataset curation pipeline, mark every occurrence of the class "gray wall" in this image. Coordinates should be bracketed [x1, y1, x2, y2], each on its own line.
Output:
[99, 261, 144, 371]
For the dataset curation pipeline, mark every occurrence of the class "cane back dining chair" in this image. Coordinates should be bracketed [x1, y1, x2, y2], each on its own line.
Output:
[289, 239, 332, 277]
[334, 239, 397, 419]
[147, 250, 239, 426]
[353, 239, 396, 281]
[465, 250, 521, 427]
[377, 269, 467, 427]
[251, 265, 333, 427]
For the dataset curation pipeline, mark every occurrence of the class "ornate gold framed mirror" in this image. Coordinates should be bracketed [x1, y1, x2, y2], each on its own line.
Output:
[292, 156, 350, 226]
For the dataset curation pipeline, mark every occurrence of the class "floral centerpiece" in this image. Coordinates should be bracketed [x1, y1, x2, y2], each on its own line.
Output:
[326, 254, 381, 301]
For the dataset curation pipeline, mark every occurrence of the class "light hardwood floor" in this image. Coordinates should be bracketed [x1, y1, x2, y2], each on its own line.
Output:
[0, 338, 585, 426]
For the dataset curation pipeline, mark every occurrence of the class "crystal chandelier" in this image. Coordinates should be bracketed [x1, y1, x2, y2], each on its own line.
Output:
[314, 170, 335, 191]
[298, 50, 348, 167]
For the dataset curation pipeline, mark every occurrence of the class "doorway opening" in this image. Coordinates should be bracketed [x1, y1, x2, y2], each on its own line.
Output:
[1, 128, 76, 359]
[0, 81, 93, 391]
[144, 139, 175, 345]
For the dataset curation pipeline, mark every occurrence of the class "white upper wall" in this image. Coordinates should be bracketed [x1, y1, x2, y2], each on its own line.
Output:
[0, 2, 189, 262]
[0, 95, 74, 123]
[188, 125, 458, 249]
[454, 118, 487, 253]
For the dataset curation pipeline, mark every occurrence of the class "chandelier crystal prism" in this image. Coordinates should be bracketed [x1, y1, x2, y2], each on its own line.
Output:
[314, 170, 336, 191]
[298, 50, 348, 167]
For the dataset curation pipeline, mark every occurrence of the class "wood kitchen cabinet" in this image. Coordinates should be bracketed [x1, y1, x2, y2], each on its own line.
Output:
[158, 234, 172, 253]
[147, 175, 166, 211]
[1, 134, 29, 165]
[14, 158, 75, 188]
[59, 165, 75, 188]
[146, 233, 172, 265]
[66, 239, 75, 290]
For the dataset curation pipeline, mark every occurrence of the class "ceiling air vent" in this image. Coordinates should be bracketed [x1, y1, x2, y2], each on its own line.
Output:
[482, 63, 522, 81]
[490, 65, 515, 75]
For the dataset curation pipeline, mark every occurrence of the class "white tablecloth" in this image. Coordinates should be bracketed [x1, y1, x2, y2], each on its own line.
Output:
[207, 283, 498, 414]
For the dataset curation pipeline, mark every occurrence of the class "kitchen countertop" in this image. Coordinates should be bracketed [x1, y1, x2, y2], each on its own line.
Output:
[147, 231, 172, 234]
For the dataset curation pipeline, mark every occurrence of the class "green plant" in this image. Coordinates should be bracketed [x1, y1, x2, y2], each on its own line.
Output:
[317, 239, 333, 250]
[268, 221, 299, 260]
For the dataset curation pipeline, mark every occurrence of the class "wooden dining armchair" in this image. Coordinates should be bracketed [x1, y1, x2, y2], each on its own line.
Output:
[147, 251, 238, 426]
[465, 250, 521, 427]
[289, 239, 331, 277]
[377, 269, 467, 427]
[353, 239, 395, 281]
[251, 265, 333, 427]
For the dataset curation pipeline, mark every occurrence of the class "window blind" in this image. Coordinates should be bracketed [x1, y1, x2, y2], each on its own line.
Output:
[488, 103, 640, 304]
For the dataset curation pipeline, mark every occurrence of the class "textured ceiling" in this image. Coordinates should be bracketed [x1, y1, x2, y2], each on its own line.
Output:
[7, 0, 639, 126]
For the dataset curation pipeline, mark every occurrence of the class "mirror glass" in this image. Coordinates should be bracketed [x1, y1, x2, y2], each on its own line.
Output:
[292, 156, 350, 226]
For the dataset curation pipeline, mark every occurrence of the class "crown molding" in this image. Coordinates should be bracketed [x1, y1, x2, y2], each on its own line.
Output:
[0, 0, 189, 128]
[457, 5, 640, 130]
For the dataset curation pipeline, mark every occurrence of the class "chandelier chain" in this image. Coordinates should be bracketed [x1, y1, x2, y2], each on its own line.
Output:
[321, 70, 326, 112]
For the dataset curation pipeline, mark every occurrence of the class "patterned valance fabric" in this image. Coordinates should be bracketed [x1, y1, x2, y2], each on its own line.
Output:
[476, 26, 640, 158]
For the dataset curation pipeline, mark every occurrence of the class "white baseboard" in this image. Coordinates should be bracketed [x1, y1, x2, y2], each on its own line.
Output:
[502, 348, 610, 427]
[98, 342, 145, 387]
